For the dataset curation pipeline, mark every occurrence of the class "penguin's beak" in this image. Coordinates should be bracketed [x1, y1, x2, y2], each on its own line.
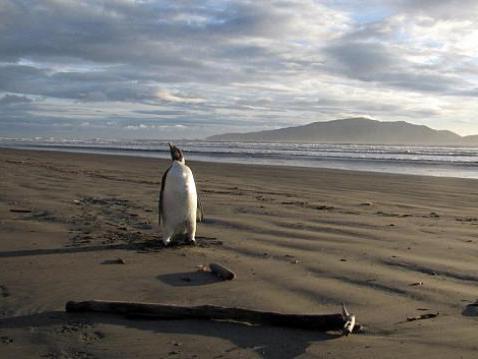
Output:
[168, 143, 176, 157]
[168, 143, 184, 162]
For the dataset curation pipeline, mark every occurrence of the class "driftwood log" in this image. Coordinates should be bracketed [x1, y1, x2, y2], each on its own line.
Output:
[65, 300, 360, 334]
[406, 312, 439, 322]
[9, 208, 32, 213]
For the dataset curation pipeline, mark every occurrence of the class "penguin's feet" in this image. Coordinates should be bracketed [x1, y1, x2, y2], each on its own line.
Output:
[187, 237, 196, 246]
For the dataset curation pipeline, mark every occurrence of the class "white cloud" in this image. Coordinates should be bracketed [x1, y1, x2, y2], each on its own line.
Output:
[156, 89, 205, 104]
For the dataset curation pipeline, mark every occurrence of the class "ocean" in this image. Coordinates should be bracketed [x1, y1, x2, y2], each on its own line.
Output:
[1, 138, 477, 179]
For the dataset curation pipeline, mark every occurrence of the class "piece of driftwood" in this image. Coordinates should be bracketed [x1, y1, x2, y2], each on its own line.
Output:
[406, 312, 439, 322]
[9, 208, 32, 213]
[101, 258, 126, 265]
[409, 281, 424, 286]
[209, 263, 236, 280]
[65, 300, 360, 334]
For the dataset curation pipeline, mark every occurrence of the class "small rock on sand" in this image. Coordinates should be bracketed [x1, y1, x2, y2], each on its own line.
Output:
[360, 202, 373, 206]
[101, 258, 126, 265]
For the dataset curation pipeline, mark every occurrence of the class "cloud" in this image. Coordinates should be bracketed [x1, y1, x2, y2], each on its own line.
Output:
[0, 94, 33, 105]
[156, 90, 205, 104]
[124, 123, 186, 130]
[323, 40, 469, 94]
[396, 0, 478, 18]
[325, 41, 397, 76]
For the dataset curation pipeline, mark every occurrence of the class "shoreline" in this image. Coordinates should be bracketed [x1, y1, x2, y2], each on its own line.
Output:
[2, 146, 478, 182]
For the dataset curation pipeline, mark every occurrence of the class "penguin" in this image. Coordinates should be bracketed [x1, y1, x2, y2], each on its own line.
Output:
[158, 144, 204, 246]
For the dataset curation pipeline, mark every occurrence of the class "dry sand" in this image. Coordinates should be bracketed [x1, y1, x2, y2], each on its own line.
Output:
[1, 148, 477, 358]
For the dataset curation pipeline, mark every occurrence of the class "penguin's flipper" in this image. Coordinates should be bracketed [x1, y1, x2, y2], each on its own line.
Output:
[196, 192, 205, 222]
[158, 166, 171, 226]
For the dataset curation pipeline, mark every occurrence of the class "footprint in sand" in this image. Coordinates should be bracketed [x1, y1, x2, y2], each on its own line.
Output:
[41, 350, 96, 359]
[456, 216, 478, 223]
[56, 320, 92, 335]
[1, 336, 13, 344]
[56, 321, 105, 345]
[376, 211, 411, 218]
[80, 331, 105, 344]
[0, 284, 10, 297]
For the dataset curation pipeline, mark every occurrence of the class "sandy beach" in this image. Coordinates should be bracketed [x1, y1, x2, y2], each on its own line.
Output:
[1, 148, 477, 358]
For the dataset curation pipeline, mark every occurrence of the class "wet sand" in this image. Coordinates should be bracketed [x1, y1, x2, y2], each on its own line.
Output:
[1, 148, 477, 358]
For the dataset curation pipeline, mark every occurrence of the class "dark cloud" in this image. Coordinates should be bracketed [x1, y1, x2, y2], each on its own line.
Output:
[331, 0, 478, 19]
[134, 109, 186, 116]
[396, 0, 478, 18]
[457, 88, 478, 97]
[0, 1, 289, 66]
[325, 41, 397, 75]
[323, 40, 469, 94]
[0, 94, 33, 105]
[0, 64, 162, 103]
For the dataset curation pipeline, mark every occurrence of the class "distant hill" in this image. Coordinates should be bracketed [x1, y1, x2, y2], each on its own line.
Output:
[463, 134, 478, 145]
[207, 118, 476, 145]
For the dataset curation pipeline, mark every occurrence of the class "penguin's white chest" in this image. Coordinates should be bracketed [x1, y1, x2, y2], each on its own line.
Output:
[162, 162, 197, 231]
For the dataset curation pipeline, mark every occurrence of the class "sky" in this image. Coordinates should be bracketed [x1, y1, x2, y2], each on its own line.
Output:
[1, 0, 478, 140]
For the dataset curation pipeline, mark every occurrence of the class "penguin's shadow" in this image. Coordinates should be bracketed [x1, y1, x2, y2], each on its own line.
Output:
[157, 271, 221, 287]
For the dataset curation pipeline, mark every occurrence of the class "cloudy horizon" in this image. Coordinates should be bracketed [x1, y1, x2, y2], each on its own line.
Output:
[1, 0, 478, 140]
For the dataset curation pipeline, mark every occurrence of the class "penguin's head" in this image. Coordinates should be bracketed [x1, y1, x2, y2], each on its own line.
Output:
[168, 143, 185, 163]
